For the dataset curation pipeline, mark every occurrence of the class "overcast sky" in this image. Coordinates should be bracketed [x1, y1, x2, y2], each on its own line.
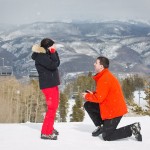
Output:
[0, 0, 150, 25]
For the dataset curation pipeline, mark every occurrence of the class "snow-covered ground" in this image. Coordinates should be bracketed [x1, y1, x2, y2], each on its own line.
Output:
[0, 114, 150, 150]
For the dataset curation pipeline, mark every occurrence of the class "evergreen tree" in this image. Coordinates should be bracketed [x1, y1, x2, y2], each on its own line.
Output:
[70, 94, 85, 122]
[133, 74, 145, 90]
[64, 82, 74, 99]
[58, 92, 68, 122]
[70, 72, 95, 97]
[122, 77, 134, 103]
[121, 75, 146, 115]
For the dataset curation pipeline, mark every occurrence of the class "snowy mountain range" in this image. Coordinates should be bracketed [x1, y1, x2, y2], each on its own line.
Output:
[0, 20, 150, 80]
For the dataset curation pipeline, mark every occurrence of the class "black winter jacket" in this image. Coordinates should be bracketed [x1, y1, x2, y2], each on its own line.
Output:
[31, 45, 60, 89]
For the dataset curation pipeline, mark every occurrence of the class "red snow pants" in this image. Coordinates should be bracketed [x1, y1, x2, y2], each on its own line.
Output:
[41, 86, 59, 135]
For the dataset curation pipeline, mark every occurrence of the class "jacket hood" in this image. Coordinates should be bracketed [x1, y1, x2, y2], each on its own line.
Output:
[32, 44, 46, 53]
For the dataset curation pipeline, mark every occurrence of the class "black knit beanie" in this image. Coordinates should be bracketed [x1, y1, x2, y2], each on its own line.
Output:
[40, 38, 54, 49]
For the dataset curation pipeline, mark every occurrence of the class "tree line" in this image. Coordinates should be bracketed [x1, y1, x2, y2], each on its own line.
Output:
[0, 73, 149, 123]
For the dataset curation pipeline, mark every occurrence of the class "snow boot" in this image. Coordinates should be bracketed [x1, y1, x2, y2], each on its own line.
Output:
[41, 133, 57, 140]
[92, 125, 103, 136]
[53, 129, 59, 135]
[131, 122, 142, 141]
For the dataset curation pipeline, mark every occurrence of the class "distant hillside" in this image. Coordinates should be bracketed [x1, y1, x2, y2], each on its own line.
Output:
[0, 21, 150, 80]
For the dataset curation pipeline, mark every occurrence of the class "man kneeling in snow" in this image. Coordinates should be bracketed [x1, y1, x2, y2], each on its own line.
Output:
[82, 56, 142, 141]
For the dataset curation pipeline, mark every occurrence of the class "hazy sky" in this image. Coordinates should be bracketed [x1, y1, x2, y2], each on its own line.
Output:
[0, 0, 150, 25]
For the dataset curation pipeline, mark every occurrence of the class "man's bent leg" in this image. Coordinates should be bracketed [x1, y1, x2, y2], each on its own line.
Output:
[102, 116, 132, 141]
[84, 101, 103, 126]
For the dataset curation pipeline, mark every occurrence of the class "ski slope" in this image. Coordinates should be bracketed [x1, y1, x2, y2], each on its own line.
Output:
[0, 115, 150, 150]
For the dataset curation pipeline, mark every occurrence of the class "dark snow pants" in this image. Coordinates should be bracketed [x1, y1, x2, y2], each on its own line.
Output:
[84, 101, 132, 141]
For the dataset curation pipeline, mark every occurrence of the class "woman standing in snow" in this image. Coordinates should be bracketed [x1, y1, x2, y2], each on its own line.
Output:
[31, 38, 60, 140]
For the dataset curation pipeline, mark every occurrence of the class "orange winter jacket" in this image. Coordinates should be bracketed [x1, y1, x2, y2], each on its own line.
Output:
[85, 69, 127, 120]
